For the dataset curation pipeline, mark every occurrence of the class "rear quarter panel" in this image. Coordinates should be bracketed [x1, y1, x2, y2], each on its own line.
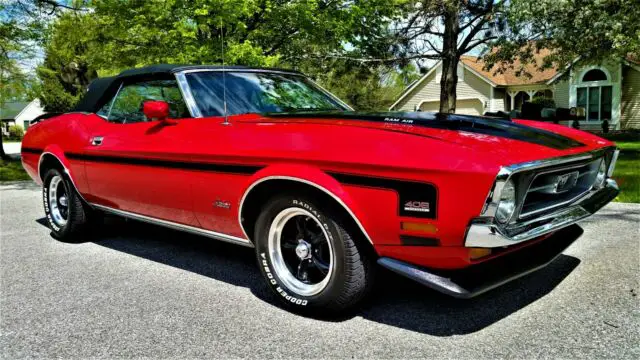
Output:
[21, 114, 92, 193]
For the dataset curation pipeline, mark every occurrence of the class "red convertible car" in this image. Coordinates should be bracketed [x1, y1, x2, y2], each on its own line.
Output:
[22, 65, 619, 313]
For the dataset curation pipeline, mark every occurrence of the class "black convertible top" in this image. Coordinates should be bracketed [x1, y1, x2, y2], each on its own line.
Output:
[73, 64, 302, 113]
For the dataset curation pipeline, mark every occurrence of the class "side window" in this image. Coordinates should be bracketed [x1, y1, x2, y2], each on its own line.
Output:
[104, 80, 189, 124]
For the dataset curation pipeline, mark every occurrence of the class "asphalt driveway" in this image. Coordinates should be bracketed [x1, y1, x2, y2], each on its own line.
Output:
[1, 181, 638, 358]
[2, 142, 21, 155]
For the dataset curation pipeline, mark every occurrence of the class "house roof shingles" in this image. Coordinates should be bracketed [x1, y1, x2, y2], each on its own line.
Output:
[460, 48, 559, 86]
[0, 101, 30, 120]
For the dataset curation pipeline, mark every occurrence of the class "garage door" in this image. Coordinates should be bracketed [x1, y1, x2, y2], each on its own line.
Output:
[419, 99, 484, 115]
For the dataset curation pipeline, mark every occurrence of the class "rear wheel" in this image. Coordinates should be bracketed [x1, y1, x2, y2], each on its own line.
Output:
[254, 195, 374, 313]
[42, 168, 91, 242]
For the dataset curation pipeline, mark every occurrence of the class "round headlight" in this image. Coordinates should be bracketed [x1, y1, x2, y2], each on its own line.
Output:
[594, 159, 607, 189]
[495, 179, 516, 224]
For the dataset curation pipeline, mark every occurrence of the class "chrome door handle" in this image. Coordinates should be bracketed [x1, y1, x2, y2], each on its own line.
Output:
[91, 136, 104, 146]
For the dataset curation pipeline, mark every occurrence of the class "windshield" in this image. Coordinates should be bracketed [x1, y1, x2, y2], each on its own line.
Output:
[185, 71, 348, 117]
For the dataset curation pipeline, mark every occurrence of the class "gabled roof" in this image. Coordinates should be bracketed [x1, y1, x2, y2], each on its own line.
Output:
[626, 54, 640, 65]
[390, 50, 561, 110]
[460, 48, 559, 86]
[0, 101, 31, 120]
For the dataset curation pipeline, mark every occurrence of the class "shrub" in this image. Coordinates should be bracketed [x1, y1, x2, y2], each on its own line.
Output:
[598, 129, 640, 141]
[530, 96, 556, 109]
[7, 125, 24, 140]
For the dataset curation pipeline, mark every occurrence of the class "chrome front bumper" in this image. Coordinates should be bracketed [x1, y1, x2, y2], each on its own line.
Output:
[465, 178, 619, 248]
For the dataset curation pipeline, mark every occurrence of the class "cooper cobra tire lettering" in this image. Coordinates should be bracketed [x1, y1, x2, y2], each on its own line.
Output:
[43, 185, 61, 232]
[254, 194, 373, 313]
[261, 252, 308, 306]
[42, 168, 92, 242]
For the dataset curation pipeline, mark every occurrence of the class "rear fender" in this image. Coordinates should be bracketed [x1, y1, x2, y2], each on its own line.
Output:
[38, 145, 88, 203]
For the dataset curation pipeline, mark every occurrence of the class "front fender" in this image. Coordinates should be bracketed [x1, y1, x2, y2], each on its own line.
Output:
[238, 163, 374, 245]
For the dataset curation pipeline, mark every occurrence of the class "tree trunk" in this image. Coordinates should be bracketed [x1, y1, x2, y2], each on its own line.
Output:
[439, 4, 460, 114]
[0, 133, 8, 160]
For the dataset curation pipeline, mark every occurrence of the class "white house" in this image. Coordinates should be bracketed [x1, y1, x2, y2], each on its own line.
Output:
[390, 50, 640, 130]
[0, 99, 45, 136]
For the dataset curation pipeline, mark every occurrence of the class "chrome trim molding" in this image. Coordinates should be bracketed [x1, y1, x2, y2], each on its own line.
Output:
[608, 149, 620, 177]
[312, 82, 355, 111]
[466, 178, 618, 248]
[238, 176, 374, 245]
[175, 72, 203, 118]
[177, 68, 303, 76]
[480, 147, 614, 218]
[91, 203, 253, 248]
[105, 82, 123, 120]
[37, 152, 90, 205]
[518, 159, 600, 219]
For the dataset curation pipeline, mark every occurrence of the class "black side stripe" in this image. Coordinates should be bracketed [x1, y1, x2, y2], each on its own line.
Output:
[21, 147, 43, 155]
[62, 152, 437, 218]
[65, 152, 263, 175]
[328, 172, 438, 219]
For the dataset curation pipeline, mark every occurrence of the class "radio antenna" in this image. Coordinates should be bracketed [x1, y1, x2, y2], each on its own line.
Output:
[221, 19, 229, 125]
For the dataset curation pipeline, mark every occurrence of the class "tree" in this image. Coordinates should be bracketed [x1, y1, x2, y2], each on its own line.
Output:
[84, 0, 400, 70]
[1, 0, 84, 157]
[34, 0, 405, 111]
[485, 0, 640, 75]
[302, 59, 419, 111]
[36, 13, 98, 112]
[391, 1, 506, 113]
[1, 2, 36, 159]
[312, 1, 505, 113]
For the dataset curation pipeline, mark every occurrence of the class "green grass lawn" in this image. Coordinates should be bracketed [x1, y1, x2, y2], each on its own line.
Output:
[0, 158, 31, 181]
[612, 141, 640, 203]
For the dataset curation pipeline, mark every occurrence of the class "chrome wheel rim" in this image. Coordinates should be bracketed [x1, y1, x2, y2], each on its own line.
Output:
[48, 175, 68, 227]
[267, 208, 334, 297]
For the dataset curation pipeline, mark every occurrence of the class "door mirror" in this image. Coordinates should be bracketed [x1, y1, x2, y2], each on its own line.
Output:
[143, 100, 170, 121]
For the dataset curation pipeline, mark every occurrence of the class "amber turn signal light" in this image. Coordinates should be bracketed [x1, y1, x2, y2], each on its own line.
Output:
[469, 248, 492, 260]
[400, 222, 438, 234]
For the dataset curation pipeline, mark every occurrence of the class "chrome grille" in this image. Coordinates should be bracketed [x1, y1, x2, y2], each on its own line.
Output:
[519, 158, 602, 219]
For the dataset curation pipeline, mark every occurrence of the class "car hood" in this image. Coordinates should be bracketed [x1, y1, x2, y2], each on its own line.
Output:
[234, 111, 613, 171]
[265, 111, 588, 149]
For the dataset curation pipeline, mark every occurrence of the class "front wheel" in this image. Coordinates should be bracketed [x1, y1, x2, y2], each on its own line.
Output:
[254, 195, 374, 313]
[42, 168, 91, 242]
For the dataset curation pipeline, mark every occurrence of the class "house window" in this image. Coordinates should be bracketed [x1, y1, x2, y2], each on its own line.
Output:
[576, 86, 612, 121]
[582, 69, 607, 82]
[575, 67, 612, 121]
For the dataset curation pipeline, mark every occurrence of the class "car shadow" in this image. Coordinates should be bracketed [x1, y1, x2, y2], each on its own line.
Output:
[35, 216, 580, 336]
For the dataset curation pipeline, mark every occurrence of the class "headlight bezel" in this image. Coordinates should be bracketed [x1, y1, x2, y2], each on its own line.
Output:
[593, 158, 607, 189]
[495, 178, 517, 224]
